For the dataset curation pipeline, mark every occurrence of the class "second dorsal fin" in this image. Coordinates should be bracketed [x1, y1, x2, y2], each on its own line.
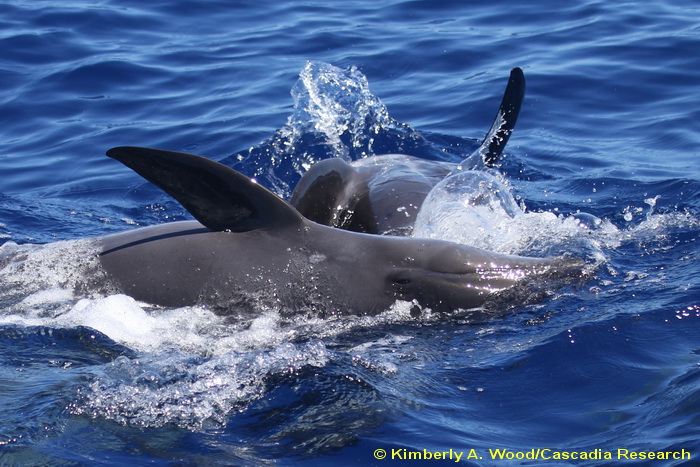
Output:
[479, 67, 526, 167]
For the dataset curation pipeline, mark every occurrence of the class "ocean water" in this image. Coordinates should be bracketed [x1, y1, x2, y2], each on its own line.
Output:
[1, 0, 700, 465]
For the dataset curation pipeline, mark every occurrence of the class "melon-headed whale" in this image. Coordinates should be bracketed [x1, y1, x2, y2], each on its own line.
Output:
[290, 67, 525, 236]
[98, 146, 583, 317]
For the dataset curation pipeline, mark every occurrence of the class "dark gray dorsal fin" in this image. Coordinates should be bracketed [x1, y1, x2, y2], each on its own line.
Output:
[107, 146, 303, 232]
[480, 67, 526, 167]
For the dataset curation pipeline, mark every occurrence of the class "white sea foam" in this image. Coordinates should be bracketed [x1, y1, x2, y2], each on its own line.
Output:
[74, 338, 333, 430]
[413, 168, 698, 264]
[0, 239, 102, 293]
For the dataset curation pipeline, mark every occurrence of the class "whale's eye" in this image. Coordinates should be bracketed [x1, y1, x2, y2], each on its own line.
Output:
[387, 270, 416, 289]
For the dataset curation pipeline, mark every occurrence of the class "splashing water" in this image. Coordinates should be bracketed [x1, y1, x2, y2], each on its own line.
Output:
[230, 61, 456, 197]
[413, 166, 698, 263]
[414, 169, 523, 249]
[286, 61, 395, 160]
[72, 339, 332, 431]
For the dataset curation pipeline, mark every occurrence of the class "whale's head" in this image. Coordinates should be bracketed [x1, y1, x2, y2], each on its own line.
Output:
[380, 239, 585, 315]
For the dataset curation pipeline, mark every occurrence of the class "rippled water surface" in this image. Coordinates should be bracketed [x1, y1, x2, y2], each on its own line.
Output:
[1, 0, 700, 465]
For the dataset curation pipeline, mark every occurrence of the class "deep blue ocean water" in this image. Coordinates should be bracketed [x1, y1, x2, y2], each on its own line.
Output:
[1, 0, 700, 465]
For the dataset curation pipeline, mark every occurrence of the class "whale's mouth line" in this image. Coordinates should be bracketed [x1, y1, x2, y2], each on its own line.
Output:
[388, 265, 548, 293]
[99, 227, 210, 257]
